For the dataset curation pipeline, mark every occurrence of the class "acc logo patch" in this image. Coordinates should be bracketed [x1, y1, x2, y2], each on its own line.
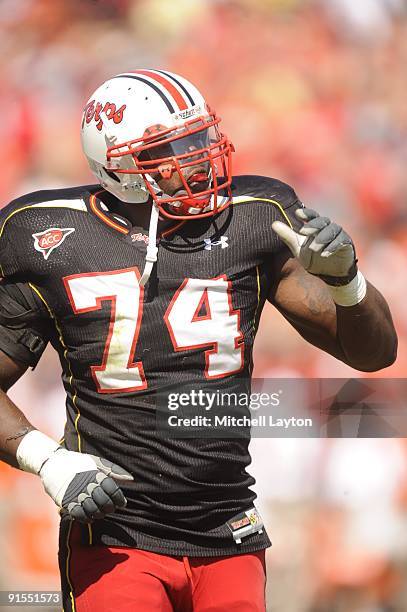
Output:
[32, 227, 75, 260]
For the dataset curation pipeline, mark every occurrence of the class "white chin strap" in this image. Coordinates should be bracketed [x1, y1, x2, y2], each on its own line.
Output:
[139, 203, 160, 287]
[138, 180, 227, 286]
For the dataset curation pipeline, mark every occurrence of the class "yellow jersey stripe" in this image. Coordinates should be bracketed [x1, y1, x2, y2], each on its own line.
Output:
[65, 521, 76, 612]
[0, 200, 87, 238]
[28, 283, 82, 453]
[231, 196, 293, 228]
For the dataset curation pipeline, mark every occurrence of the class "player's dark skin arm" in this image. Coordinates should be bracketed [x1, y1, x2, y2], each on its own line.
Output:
[269, 254, 398, 372]
[0, 351, 34, 467]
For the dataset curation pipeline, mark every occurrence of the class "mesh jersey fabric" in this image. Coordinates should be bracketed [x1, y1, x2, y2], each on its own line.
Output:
[0, 175, 302, 555]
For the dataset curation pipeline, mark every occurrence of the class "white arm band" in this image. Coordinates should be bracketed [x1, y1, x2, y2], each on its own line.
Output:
[16, 430, 60, 475]
[328, 270, 367, 307]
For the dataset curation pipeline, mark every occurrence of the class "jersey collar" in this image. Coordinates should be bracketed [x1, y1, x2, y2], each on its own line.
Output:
[88, 189, 186, 239]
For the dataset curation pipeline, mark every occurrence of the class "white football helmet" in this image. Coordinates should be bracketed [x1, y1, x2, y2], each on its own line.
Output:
[80, 69, 234, 219]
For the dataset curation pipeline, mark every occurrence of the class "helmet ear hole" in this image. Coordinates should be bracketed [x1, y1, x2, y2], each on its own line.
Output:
[104, 168, 121, 183]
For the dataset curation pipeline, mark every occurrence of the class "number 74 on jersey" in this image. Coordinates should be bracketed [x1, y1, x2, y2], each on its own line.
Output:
[64, 268, 244, 393]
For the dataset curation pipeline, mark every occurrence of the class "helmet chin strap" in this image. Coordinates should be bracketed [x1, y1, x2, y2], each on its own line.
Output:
[126, 174, 221, 285]
[139, 203, 159, 286]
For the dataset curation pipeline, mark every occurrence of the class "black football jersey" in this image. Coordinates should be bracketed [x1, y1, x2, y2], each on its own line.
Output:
[0, 175, 301, 556]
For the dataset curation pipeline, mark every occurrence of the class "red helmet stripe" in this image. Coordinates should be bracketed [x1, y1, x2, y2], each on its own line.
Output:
[156, 70, 195, 106]
[132, 70, 189, 111]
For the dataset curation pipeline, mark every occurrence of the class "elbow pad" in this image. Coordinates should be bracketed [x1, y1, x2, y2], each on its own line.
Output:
[0, 282, 49, 365]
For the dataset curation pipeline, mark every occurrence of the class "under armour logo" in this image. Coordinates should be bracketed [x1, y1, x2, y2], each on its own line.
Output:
[204, 236, 229, 250]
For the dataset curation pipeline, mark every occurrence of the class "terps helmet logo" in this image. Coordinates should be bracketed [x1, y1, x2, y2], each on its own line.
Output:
[83, 100, 127, 131]
[32, 227, 75, 260]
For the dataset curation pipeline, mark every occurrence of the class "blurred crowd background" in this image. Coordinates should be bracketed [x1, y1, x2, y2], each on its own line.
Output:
[0, 0, 406, 610]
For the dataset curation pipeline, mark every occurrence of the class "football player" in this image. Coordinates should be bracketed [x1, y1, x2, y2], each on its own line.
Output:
[0, 70, 397, 611]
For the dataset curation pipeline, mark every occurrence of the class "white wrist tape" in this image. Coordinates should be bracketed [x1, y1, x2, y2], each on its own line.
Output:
[328, 270, 367, 307]
[16, 430, 59, 475]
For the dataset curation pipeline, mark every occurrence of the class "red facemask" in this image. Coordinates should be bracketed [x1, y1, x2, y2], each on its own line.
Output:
[106, 110, 234, 219]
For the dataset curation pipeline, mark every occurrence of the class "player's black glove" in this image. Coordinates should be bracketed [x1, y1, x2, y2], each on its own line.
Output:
[17, 431, 133, 523]
[272, 207, 357, 286]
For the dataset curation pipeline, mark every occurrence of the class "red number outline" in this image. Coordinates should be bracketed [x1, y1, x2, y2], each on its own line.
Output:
[63, 267, 147, 394]
[191, 287, 212, 322]
[164, 274, 244, 380]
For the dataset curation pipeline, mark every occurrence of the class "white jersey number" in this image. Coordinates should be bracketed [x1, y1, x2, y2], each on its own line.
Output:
[165, 277, 244, 379]
[64, 268, 146, 393]
[65, 270, 243, 392]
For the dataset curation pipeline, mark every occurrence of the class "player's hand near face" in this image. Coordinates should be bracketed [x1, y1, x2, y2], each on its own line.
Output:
[272, 208, 357, 285]
[270, 207, 397, 371]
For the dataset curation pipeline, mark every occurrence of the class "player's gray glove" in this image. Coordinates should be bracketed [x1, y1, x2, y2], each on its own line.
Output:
[272, 207, 357, 286]
[16, 430, 133, 523]
[41, 448, 133, 523]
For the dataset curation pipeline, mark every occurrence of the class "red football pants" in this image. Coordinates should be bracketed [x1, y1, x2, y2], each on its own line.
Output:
[61, 523, 266, 611]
